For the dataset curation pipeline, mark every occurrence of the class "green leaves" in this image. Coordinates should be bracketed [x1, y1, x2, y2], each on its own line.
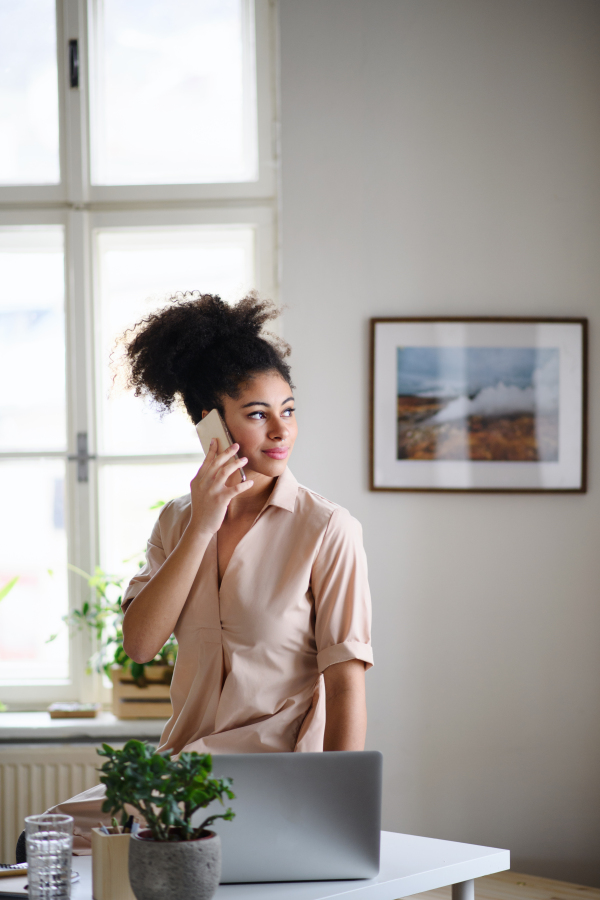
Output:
[0, 576, 18, 603]
[52, 561, 177, 679]
[97, 740, 235, 842]
[44, 497, 178, 679]
[129, 661, 146, 684]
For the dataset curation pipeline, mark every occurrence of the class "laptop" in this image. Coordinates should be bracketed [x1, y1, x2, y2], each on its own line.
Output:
[196, 751, 382, 883]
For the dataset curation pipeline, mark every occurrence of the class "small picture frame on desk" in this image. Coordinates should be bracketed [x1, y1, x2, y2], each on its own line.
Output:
[370, 317, 588, 493]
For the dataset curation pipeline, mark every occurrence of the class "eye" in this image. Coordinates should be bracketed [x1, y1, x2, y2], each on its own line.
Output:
[282, 407, 295, 417]
[248, 410, 266, 420]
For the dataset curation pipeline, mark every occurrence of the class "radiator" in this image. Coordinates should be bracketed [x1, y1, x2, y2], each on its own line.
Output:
[0, 744, 105, 864]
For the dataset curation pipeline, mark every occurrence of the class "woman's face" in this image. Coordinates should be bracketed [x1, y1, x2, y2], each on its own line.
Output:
[218, 371, 297, 479]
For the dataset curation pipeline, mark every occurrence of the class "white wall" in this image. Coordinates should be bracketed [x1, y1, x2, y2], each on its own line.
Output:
[278, 0, 600, 886]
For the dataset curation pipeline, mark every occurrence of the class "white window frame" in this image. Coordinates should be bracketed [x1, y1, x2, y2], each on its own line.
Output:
[0, 0, 279, 709]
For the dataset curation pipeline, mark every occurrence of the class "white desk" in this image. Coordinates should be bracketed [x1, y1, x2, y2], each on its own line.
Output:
[62, 830, 509, 900]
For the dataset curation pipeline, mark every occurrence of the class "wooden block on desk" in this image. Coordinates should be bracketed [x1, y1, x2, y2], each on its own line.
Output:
[48, 702, 101, 718]
[91, 828, 135, 900]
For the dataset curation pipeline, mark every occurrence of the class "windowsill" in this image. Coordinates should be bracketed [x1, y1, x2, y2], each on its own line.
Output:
[0, 711, 167, 743]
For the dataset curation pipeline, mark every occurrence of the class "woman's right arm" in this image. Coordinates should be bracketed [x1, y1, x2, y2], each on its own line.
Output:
[122, 440, 252, 663]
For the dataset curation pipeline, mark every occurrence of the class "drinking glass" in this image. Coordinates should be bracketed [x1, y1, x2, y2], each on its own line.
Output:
[25, 814, 73, 900]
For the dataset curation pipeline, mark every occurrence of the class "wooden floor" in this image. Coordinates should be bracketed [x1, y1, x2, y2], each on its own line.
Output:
[401, 870, 600, 900]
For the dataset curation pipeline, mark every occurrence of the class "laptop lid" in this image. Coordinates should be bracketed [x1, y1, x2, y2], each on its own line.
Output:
[196, 751, 382, 883]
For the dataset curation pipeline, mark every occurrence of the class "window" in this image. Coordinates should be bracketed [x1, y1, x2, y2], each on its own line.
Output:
[0, 226, 68, 686]
[89, 0, 257, 185]
[0, 0, 277, 707]
[0, 1, 60, 185]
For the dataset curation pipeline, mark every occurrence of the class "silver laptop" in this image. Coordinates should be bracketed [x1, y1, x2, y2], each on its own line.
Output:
[195, 751, 382, 883]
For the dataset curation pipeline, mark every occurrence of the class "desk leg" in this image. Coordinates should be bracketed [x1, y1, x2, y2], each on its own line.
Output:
[452, 880, 475, 900]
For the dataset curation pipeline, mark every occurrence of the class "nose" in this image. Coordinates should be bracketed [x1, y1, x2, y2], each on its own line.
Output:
[268, 419, 289, 442]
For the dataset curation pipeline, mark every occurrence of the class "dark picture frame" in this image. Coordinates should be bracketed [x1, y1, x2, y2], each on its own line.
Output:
[369, 317, 588, 493]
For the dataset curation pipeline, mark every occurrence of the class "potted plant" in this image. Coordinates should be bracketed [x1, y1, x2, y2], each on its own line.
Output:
[98, 740, 235, 900]
[48, 561, 178, 718]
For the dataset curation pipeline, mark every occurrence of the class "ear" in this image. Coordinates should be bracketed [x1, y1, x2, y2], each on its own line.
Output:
[201, 410, 209, 419]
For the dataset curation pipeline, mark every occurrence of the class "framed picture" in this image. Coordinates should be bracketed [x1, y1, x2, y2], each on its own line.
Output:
[370, 317, 587, 493]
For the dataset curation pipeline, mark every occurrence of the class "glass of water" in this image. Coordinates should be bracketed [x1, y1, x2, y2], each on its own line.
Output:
[25, 814, 73, 900]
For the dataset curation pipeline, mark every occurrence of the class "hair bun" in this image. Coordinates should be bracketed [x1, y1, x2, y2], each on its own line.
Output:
[118, 292, 292, 422]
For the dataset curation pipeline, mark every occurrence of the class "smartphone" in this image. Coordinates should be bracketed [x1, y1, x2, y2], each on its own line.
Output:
[195, 409, 246, 483]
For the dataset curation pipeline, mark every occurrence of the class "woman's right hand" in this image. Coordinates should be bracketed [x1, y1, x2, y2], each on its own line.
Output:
[124, 439, 251, 663]
[188, 440, 253, 537]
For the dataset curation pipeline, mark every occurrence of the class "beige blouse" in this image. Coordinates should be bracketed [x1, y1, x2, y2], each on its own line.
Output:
[48, 468, 372, 852]
[123, 466, 373, 755]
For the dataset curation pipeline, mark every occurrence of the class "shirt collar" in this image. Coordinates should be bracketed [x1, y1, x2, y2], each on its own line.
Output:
[265, 466, 298, 513]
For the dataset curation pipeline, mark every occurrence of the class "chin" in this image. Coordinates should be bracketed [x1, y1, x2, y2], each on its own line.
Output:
[252, 456, 290, 478]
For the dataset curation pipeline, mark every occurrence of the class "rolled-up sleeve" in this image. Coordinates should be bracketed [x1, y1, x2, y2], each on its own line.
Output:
[121, 506, 169, 612]
[311, 507, 373, 673]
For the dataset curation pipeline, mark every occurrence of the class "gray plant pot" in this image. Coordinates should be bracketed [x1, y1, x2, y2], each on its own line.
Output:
[128, 830, 221, 900]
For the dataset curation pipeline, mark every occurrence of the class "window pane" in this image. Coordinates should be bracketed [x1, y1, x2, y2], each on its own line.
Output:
[0, 459, 68, 684]
[99, 461, 197, 578]
[0, 0, 60, 185]
[96, 226, 254, 455]
[0, 227, 66, 451]
[90, 0, 257, 185]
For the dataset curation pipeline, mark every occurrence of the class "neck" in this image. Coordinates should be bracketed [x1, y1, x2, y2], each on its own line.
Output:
[226, 467, 277, 518]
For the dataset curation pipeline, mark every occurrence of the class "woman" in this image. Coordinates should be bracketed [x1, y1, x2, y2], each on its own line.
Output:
[49, 293, 373, 852]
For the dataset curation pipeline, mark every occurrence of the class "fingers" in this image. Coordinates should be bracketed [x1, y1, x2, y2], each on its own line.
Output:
[229, 479, 254, 498]
[233, 478, 254, 497]
[206, 442, 245, 478]
[211, 441, 240, 468]
[197, 438, 218, 472]
[197, 439, 235, 477]
[189, 438, 253, 535]
[211, 473, 253, 507]
[225, 478, 254, 506]
[206, 438, 219, 460]
[194, 441, 247, 500]
[215, 454, 248, 484]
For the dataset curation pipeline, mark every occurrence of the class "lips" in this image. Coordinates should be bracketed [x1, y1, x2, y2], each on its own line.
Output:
[262, 447, 289, 460]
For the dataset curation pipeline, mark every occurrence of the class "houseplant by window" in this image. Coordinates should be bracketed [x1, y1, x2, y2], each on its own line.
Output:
[48, 562, 177, 717]
[54, 563, 178, 681]
[98, 740, 235, 900]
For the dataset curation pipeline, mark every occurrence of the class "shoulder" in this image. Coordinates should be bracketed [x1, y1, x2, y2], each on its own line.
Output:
[158, 493, 192, 521]
[152, 494, 192, 546]
[295, 483, 340, 516]
[295, 484, 363, 542]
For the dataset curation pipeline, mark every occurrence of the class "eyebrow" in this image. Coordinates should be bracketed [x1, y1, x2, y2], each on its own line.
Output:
[241, 396, 295, 409]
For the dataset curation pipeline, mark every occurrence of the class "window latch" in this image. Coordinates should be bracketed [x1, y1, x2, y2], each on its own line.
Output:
[69, 39, 79, 89]
[67, 433, 96, 483]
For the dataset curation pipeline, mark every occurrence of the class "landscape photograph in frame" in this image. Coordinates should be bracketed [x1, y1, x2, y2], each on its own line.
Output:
[370, 318, 587, 492]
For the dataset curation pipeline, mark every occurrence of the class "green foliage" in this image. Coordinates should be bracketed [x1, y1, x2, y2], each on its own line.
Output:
[45, 499, 178, 680]
[0, 576, 18, 603]
[98, 740, 235, 841]
[48, 562, 177, 680]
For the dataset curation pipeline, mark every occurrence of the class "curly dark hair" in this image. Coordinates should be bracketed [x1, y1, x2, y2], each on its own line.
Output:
[119, 292, 293, 423]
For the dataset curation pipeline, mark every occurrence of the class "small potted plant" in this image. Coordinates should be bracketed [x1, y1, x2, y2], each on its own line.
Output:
[47, 500, 178, 717]
[98, 740, 235, 900]
[48, 562, 178, 718]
